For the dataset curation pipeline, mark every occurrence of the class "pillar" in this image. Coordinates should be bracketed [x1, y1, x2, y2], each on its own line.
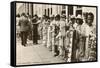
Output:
[29, 3, 33, 17]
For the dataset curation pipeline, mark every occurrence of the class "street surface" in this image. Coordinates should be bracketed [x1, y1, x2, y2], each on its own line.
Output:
[16, 38, 66, 65]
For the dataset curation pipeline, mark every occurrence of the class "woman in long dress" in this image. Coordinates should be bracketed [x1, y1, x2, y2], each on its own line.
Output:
[82, 12, 96, 61]
[53, 14, 60, 57]
[56, 15, 66, 59]
[47, 16, 55, 51]
[50, 17, 56, 54]
[75, 15, 84, 61]
[42, 16, 49, 47]
[32, 15, 39, 44]
[65, 15, 78, 62]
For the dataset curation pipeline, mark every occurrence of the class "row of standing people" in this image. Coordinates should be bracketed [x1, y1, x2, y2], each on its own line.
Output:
[41, 12, 96, 62]
[16, 12, 96, 62]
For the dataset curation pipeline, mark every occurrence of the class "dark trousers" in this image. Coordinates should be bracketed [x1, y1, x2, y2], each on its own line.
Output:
[33, 35, 38, 44]
[32, 28, 38, 44]
[71, 30, 78, 62]
[28, 31, 32, 40]
[54, 45, 59, 56]
[20, 31, 28, 46]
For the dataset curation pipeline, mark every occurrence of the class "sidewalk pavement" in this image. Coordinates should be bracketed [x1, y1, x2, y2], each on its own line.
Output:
[16, 38, 66, 65]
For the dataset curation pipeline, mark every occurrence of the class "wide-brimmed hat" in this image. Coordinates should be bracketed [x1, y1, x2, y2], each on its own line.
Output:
[70, 15, 75, 19]
[61, 15, 66, 19]
[76, 14, 82, 19]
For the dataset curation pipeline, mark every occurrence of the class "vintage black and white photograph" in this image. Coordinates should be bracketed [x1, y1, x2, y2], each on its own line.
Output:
[15, 2, 97, 65]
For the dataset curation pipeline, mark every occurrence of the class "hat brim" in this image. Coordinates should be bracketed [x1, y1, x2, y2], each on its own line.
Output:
[76, 18, 82, 20]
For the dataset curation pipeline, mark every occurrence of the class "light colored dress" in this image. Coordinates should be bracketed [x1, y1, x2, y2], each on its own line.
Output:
[81, 23, 96, 61]
[37, 20, 42, 40]
[50, 20, 56, 53]
[57, 20, 66, 57]
[88, 27, 96, 61]
[47, 24, 52, 50]
[42, 20, 49, 46]
[65, 23, 75, 62]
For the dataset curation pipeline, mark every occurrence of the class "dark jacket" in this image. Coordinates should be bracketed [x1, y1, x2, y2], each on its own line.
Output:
[19, 16, 31, 32]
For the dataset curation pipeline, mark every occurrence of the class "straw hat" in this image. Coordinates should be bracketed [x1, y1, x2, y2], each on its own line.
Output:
[61, 15, 66, 19]
[76, 14, 82, 19]
[70, 15, 75, 19]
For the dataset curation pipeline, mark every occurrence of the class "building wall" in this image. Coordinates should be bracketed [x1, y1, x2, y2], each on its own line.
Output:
[16, 3, 66, 17]
[17, 3, 96, 23]
[16, 3, 25, 15]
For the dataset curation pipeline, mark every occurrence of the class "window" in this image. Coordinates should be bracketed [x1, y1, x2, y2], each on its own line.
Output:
[68, 6, 73, 15]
